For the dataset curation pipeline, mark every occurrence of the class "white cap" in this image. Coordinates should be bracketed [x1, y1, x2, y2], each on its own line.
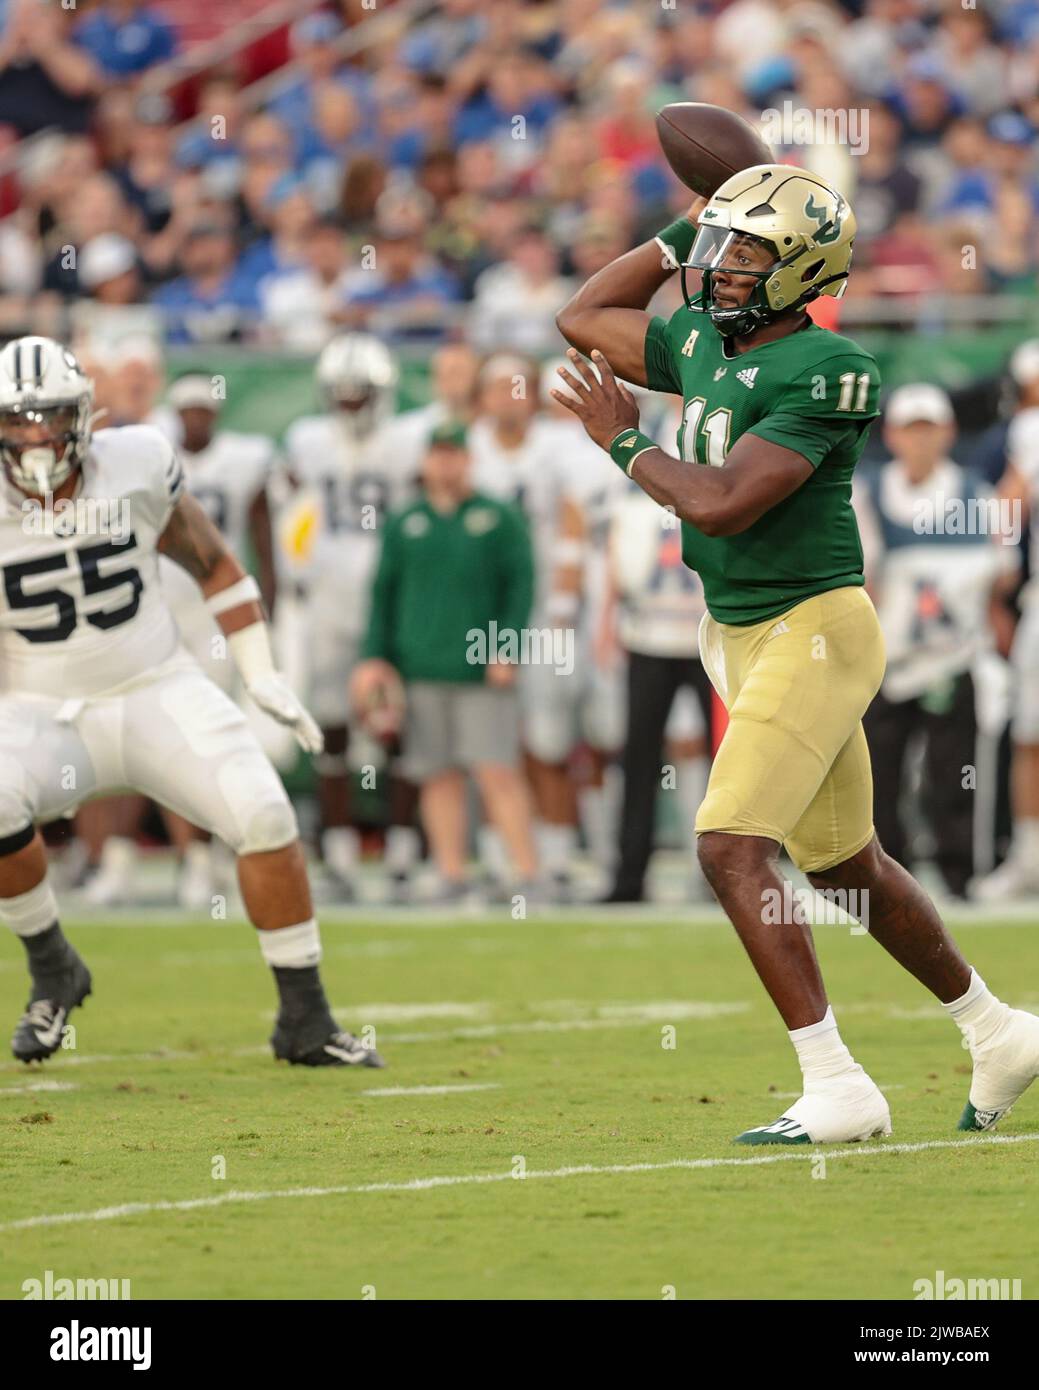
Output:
[167, 374, 220, 412]
[479, 353, 535, 387]
[108, 333, 162, 368]
[78, 234, 137, 290]
[1010, 339, 1039, 388]
[885, 383, 954, 428]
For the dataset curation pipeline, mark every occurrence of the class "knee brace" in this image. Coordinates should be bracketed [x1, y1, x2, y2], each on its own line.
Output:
[216, 755, 299, 855]
[238, 792, 299, 856]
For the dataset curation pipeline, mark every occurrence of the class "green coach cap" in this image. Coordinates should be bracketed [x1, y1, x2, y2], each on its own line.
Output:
[428, 420, 468, 450]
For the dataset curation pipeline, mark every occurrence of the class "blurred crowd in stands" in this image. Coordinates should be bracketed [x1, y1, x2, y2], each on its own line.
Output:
[1, 0, 1039, 351]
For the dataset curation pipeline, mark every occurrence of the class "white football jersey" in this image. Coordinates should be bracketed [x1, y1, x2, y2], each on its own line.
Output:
[856, 460, 1013, 702]
[283, 414, 411, 626]
[468, 415, 585, 609]
[158, 430, 274, 623]
[609, 490, 706, 658]
[1007, 407, 1039, 602]
[0, 425, 183, 698]
[375, 400, 446, 487]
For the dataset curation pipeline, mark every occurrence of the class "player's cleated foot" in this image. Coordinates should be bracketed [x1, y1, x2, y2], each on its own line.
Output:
[271, 1020, 385, 1068]
[387, 870, 413, 906]
[12, 952, 92, 1063]
[957, 1004, 1039, 1131]
[734, 1070, 892, 1145]
[969, 855, 1039, 903]
[598, 883, 645, 904]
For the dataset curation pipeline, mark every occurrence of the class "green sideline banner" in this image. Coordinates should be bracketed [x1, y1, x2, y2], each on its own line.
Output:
[165, 325, 1039, 442]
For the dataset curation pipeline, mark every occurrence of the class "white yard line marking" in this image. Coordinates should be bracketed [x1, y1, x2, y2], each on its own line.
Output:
[301, 1003, 492, 1023]
[0, 1080, 79, 1096]
[386, 1004, 748, 1043]
[3, 1133, 1036, 1234]
[361, 1083, 500, 1097]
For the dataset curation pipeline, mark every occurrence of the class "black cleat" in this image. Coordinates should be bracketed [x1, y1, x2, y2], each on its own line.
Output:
[12, 953, 92, 1063]
[271, 1019, 385, 1068]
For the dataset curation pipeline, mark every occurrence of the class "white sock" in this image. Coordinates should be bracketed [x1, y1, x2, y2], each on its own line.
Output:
[97, 837, 136, 875]
[321, 827, 359, 880]
[789, 1006, 860, 1083]
[478, 825, 507, 884]
[577, 784, 612, 869]
[1013, 818, 1039, 861]
[942, 969, 1005, 1048]
[258, 918, 322, 968]
[182, 841, 212, 874]
[0, 877, 59, 936]
[385, 825, 420, 874]
[537, 822, 576, 877]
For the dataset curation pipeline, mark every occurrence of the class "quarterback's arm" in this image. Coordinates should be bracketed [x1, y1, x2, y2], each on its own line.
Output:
[552, 350, 812, 537]
[157, 493, 322, 752]
[556, 197, 707, 386]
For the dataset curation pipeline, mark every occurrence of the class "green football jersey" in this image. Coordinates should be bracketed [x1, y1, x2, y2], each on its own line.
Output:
[644, 304, 881, 625]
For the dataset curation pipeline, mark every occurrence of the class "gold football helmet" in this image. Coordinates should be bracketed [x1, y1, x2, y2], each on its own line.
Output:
[686, 164, 857, 336]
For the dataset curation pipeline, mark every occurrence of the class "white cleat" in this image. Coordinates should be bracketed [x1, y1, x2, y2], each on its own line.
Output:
[970, 856, 1039, 903]
[958, 1005, 1039, 1131]
[735, 1067, 892, 1145]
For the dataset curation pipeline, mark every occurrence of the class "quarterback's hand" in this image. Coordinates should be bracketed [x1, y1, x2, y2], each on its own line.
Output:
[247, 674, 324, 754]
[551, 348, 640, 452]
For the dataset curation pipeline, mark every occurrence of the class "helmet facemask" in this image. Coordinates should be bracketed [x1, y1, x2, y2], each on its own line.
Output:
[684, 225, 801, 337]
[324, 381, 382, 441]
[674, 166, 858, 338]
[0, 395, 93, 497]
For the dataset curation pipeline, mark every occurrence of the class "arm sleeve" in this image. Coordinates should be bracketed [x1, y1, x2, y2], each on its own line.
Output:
[496, 506, 535, 636]
[361, 517, 399, 664]
[746, 354, 881, 469]
[644, 314, 684, 395]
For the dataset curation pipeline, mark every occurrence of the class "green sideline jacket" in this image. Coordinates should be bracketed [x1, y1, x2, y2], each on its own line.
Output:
[362, 492, 535, 683]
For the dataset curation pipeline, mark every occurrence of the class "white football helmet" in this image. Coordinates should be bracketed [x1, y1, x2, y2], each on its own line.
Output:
[316, 333, 397, 439]
[0, 336, 96, 495]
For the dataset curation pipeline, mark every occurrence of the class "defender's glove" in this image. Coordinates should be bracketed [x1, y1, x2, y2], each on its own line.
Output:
[228, 623, 324, 755]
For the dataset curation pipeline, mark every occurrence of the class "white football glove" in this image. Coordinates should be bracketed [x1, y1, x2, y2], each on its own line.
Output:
[247, 673, 324, 755]
[223, 621, 324, 755]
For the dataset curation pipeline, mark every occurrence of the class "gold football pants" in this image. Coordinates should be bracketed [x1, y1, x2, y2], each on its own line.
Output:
[695, 586, 886, 873]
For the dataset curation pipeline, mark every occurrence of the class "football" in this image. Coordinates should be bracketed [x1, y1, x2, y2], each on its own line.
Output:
[655, 102, 774, 197]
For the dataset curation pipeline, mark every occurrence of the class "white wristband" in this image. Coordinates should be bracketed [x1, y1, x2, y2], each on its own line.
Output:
[227, 621, 276, 685]
[206, 575, 261, 618]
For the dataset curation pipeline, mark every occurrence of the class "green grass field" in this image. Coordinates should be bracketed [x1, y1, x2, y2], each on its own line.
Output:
[1, 909, 1037, 1300]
